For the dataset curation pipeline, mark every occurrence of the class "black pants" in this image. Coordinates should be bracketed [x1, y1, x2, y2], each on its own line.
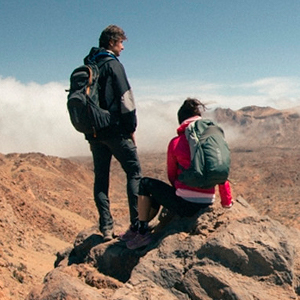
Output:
[90, 136, 141, 233]
[139, 177, 210, 218]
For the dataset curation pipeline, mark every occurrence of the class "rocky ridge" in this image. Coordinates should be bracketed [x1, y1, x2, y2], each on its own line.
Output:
[27, 197, 300, 300]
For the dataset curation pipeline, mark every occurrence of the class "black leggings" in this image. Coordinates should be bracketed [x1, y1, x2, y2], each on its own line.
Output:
[139, 177, 210, 217]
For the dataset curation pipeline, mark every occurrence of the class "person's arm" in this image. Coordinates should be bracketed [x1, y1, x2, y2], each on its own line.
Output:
[218, 181, 233, 208]
[167, 139, 178, 186]
[112, 61, 137, 133]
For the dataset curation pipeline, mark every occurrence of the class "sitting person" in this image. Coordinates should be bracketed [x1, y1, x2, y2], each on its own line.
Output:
[120, 98, 233, 249]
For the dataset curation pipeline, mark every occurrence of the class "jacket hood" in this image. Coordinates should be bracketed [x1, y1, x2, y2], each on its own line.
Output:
[177, 116, 201, 135]
[83, 47, 117, 65]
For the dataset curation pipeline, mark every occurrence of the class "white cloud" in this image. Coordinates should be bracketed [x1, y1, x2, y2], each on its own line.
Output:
[131, 76, 300, 110]
[0, 77, 88, 157]
[0, 76, 299, 157]
[248, 77, 300, 97]
[135, 100, 178, 153]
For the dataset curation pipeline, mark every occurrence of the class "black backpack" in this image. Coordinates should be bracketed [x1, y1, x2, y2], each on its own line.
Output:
[66, 57, 114, 137]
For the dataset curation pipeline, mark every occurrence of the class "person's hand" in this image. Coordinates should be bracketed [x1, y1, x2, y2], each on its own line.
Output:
[222, 201, 233, 209]
[130, 133, 136, 145]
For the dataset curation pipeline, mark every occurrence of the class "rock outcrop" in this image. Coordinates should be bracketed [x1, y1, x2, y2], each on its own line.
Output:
[212, 105, 300, 149]
[26, 197, 300, 300]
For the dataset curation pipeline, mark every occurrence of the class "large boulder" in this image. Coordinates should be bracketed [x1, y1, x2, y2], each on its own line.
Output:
[26, 197, 300, 300]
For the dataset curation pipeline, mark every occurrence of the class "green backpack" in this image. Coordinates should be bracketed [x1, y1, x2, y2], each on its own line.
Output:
[178, 119, 231, 189]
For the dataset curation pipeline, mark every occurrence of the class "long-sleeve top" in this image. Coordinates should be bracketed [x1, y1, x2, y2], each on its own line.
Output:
[167, 116, 232, 206]
[84, 47, 137, 140]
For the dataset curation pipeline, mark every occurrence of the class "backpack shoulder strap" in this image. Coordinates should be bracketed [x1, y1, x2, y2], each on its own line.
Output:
[96, 56, 115, 69]
[85, 55, 116, 111]
[192, 119, 224, 142]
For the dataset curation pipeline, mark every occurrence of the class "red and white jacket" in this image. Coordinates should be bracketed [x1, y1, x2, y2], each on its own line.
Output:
[167, 116, 232, 207]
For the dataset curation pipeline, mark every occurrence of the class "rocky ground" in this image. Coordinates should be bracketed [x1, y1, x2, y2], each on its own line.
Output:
[0, 106, 300, 299]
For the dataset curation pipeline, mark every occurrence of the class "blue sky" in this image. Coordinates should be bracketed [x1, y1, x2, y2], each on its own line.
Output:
[0, 0, 300, 156]
[1, 0, 299, 84]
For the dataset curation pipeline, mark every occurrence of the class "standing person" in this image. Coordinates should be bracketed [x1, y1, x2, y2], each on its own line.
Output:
[125, 98, 233, 250]
[84, 25, 142, 241]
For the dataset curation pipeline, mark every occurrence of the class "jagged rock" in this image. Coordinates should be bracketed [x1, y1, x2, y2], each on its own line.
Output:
[26, 264, 123, 300]
[26, 197, 300, 299]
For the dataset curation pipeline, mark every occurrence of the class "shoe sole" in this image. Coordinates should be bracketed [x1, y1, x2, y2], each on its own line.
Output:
[103, 232, 115, 242]
[126, 237, 152, 250]
[119, 232, 138, 242]
[103, 236, 113, 242]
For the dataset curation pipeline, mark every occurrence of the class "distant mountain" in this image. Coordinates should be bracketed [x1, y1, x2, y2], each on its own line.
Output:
[211, 105, 300, 149]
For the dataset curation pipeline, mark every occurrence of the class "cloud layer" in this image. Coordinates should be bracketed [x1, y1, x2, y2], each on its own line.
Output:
[0, 76, 299, 157]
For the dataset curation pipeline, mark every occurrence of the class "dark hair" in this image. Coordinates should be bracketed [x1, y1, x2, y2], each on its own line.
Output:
[177, 98, 207, 124]
[99, 25, 127, 48]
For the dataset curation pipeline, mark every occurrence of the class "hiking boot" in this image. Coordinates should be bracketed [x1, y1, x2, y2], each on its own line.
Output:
[119, 227, 138, 242]
[103, 229, 114, 242]
[126, 232, 152, 250]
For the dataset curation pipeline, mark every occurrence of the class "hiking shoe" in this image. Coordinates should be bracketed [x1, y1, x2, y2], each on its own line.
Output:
[126, 232, 152, 250]
[119, 227, 138, 242]
[103, 229, 114, 242]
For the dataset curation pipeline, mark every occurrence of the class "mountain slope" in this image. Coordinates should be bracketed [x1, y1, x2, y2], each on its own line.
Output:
[0, 106, 300, 299]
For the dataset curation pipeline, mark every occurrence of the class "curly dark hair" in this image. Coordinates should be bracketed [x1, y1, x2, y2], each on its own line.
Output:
[99, 25, 127, 48]
[177, 98, 207, 124]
